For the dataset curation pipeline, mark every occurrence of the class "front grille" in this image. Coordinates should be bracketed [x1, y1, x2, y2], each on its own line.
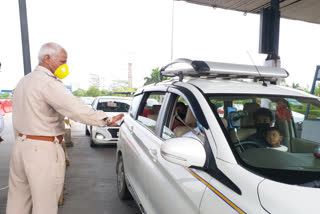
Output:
[108, 128, 119, 138]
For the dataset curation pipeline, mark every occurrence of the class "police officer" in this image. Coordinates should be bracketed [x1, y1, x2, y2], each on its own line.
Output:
[6, 42, 124, 214]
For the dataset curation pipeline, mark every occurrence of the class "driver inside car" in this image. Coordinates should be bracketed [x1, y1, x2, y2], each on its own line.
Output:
[247, 107, 273, 147]
[171, 102, 187, 131]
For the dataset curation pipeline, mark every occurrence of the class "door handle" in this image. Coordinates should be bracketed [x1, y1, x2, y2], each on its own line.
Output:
[149, 149, 158, 162]
[129, 125, 133, 134]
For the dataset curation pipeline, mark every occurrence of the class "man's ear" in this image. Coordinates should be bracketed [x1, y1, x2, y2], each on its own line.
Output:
[43, 54, 50, 63]
[279, 136, 283, 141]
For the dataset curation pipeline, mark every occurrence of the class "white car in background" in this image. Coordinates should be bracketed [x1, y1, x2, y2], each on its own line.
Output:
[86, 96, 132, 147]
[80, 96, 95, 107]
[116, 59, 320, 214]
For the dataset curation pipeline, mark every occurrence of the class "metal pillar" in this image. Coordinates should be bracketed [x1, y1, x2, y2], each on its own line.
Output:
[18, 0, 32, 76]
[259, 0, 280, 67]
[171, 0, 175, 61]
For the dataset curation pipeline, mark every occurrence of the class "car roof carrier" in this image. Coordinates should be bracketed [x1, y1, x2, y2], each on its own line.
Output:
[159, 58, 289, 84]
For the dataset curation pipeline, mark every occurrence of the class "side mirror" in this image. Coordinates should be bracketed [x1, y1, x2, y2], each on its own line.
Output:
[160, 137, 206, 168]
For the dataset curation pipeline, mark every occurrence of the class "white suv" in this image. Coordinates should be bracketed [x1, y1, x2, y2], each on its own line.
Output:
[116, 59, 320, 214]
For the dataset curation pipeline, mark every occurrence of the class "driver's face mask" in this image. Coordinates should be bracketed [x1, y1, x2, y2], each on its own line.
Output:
[177, 111, 186, 120]
[176, 106, 186, 120]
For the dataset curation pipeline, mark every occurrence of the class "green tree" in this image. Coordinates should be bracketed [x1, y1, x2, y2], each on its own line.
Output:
[313, 83, 320, 96]
[100, 89, 112, 96]
[292, 82, 302, 90]
[72, 89, 86, 97]
[113, 87, 136, 97]
[144, 67, 168, 86]
[290, 82, 310, 94]
[0, 92, 11, 99]
[86, 86, 100, 97]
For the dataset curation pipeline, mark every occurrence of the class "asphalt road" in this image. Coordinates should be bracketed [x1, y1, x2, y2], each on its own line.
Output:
[0, 114, 140, 214]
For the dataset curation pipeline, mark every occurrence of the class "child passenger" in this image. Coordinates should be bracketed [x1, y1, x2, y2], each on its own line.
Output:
[265, 127, 288, 152]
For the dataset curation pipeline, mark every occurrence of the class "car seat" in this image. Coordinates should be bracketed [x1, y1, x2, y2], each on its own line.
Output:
[230, 103, 260, 142]
[275, 118, 291, 150]
[147, 105, 161, 121]
[174, 108, 197, 137]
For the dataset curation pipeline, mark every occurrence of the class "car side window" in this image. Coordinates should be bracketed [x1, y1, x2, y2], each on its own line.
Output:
[129, 94, 143, 118]
[161, 96, 205, 142]
[137, 92, 166, 132]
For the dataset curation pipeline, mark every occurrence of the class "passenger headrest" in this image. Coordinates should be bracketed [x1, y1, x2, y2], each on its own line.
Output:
[184, 107, 197, 127]
[221, 117, 228, 128]
[241, 103, 260, 127]
[151, 105, 161, 114]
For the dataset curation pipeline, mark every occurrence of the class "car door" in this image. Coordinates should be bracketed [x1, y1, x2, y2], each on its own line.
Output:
[197, 95, 269, 214]
[122, 90, 170, 213]
[146, 88, 211, 214]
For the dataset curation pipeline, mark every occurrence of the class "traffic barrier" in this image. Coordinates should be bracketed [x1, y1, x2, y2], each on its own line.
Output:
[0, 99, 12, 114]
[3, 100, 12, 113]
[0, 107, 4, 116]
[59, 118, 72, 206]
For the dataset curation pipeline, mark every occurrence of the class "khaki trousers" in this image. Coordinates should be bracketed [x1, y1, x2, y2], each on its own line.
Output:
[6, 135, 65, 214]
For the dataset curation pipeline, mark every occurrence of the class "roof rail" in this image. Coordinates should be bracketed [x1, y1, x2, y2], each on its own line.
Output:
[160, 58, 289, 83]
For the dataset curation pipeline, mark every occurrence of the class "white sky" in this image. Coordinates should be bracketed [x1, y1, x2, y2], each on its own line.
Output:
[1, 0, 320, 91]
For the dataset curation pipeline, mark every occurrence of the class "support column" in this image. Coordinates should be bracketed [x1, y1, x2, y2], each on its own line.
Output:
[18, 0, 32, 75]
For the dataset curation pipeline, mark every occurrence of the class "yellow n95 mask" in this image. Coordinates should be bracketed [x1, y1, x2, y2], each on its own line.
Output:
[54, 64, 69, 79]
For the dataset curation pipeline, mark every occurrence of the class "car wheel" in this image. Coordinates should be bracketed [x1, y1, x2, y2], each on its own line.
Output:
[117, 155, 132, 200]
[90, 128, 96, 147]
[85, 125, 90, 136]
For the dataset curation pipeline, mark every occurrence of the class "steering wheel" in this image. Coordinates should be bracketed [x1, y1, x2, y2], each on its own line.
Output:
[234, 141, 264, 151]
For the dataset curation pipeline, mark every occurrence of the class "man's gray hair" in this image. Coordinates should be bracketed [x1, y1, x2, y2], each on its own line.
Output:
[38, 42, 64, 62]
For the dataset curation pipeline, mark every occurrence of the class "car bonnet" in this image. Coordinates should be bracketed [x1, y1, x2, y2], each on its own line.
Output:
[258, 179, 319, 214]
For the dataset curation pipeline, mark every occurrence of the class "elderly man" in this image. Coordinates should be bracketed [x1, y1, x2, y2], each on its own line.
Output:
[6, 42, 123, 214]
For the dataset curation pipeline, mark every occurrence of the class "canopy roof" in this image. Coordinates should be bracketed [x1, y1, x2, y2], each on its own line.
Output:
[177, 0, 320, 24]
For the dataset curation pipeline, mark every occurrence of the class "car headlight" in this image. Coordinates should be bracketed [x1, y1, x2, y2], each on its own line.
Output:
[96, 133, 105, 140]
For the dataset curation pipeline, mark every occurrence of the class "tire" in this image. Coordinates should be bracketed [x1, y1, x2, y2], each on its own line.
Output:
[90, 135, 96, 148]
[117, 155, 132, 200]
[90, 140, 96, 147]
[85, 126, 90, 136]
[89, 127, 96, 147]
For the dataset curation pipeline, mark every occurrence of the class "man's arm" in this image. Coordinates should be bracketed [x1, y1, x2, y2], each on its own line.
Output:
[43, 81, 112, 126]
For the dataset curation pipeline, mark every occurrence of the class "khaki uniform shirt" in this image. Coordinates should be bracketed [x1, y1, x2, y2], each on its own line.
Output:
[12, 65, 109, 137]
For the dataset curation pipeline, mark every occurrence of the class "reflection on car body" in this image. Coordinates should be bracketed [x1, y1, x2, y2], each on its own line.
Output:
[86, 96, 132, 147]
[116, 59, 320, 214]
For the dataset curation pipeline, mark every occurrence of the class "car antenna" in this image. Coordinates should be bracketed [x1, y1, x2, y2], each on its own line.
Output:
[247, 51, 267, 87]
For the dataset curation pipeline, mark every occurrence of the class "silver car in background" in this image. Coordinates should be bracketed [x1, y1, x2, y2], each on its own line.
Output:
[86, 96, 132, 147]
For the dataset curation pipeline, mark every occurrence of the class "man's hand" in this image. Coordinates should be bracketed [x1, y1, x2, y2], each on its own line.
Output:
[105, 113, 124, 127]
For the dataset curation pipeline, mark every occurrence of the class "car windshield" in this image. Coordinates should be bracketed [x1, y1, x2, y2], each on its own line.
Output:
[97, 99, 130, 112]
[207, 94, 320, 185]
